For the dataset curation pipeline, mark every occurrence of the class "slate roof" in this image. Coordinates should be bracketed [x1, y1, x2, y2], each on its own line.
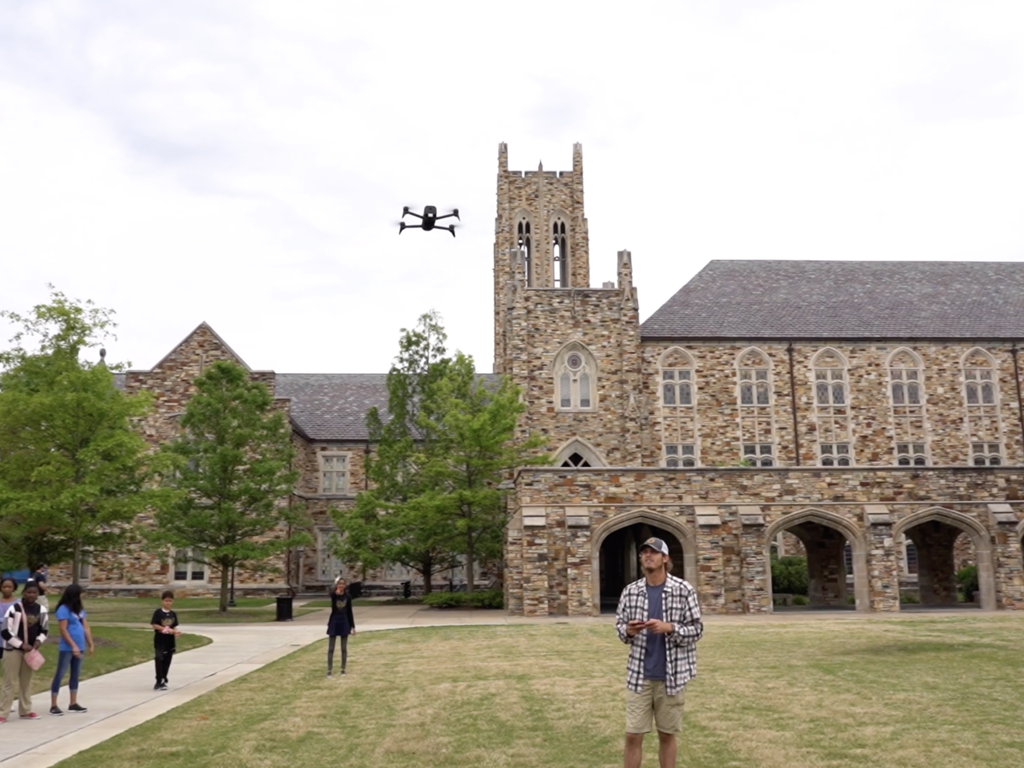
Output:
[641, 261, 1024, 340]
[275, 373, 503, 442]
[275, 373, 390, 442]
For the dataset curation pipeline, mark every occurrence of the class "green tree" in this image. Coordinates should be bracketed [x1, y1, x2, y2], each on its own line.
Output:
[0, 289, 151, 578]
[151, 361, 308, 612]
[332, 312, 459, 594]
[333, 312, 545, 596]
[415, 353, 545, 595]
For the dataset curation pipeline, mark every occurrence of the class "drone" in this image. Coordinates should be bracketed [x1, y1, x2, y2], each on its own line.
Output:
[399, 205, 459, 237]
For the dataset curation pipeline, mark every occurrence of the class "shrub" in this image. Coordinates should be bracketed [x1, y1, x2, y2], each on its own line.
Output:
[771, 555, 809, 596]
[422, 589, 503, 610]
[792, 595, 809, 606]
[900, 592, 920, 604]
[957, 565, 979, 601]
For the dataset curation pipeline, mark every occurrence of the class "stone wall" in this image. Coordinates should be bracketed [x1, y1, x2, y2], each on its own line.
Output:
[506, 466, 1024, 616]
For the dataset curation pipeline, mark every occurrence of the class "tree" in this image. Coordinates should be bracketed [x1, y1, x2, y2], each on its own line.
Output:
[332, 312, 545, 595]
[151, 360, 308, 612]
[414, 353, 546, 595]
[332, 312, 459, 594]
[0, 289, 151, 578]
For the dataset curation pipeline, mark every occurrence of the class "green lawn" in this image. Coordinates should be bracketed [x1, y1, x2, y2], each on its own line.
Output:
[83, 597, 321, 624]
[35, 626, 210, 695]
[54, 615, 1024, 768]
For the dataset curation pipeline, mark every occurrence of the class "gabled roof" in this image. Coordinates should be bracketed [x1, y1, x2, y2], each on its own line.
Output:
[641, 260, 1024, 340]
[147, 322, 253, 373]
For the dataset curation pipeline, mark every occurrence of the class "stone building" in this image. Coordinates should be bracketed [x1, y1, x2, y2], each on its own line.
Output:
[56, 143, 1024, 614]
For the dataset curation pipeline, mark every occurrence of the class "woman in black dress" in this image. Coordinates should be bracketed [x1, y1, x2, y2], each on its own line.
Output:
[326, 577, 355, 677]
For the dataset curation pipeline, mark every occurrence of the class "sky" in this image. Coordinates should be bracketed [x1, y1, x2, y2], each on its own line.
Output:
[2, 1, 1023, 374]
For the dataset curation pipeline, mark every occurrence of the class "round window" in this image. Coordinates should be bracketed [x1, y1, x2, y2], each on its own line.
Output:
[567, 353, 583, 370]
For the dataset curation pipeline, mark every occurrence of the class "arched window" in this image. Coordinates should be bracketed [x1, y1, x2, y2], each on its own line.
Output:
[813, 349, 848, 406]
[551, 215, 569, 288]
[888, 349, 928, 466]
[963, 349, 997, 406]
[517, 217, 532, 287]
[738, 348, 772, 406]
[553, 438, 605, 468]
[659, 348, 695, 407]
[961, 348, 1003, 465]
[554, 343, 597, 411]
[812, 348, 853, 467]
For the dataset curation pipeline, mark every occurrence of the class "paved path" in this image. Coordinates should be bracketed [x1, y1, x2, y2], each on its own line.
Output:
[0, 603, 1003, 766]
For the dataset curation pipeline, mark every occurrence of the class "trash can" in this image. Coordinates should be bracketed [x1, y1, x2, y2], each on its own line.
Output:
[275, 595, 294, 621]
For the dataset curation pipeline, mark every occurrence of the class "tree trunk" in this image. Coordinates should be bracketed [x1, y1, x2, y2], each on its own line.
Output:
[219, 563, 230, 613]
[466, 534, 475, 597]
[71, 539, 82, 586]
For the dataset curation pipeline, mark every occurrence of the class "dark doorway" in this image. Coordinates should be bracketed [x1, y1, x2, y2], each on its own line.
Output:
[902, 521, 978, 609]
[599, 522, 686, 613]
[773, 521, 854, 610]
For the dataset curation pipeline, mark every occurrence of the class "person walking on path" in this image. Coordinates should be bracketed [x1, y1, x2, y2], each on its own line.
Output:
[27, 565, 48, 610]
[326, 577, 356, 677]
[49, 584, 94, 716]
[0, 580, 49, 722]
[151, 591, 181, 691]
[616, 537, 703, 768]
[0, 578, 18, 666]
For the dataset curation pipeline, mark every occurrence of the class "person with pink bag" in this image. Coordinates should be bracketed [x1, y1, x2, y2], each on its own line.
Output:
[0, 580, 49, 722]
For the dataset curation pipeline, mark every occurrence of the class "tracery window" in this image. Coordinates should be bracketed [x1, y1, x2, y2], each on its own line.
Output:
[663, 443, 697, 468]
[961, 348, 1004, 466]
[812, 349, 854, 467]
[661, 349, 695, 407]
[813, 350, 848, 406]
[737, 348, 776, 465]
[555, 343, 597, 411]
[517, 217, 533, 286]
[738, 349, 772, 406]
[551, 216, 569, 288]
[888, 349, 929, 466]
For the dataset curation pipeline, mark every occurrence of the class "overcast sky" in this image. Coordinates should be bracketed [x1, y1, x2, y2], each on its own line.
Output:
[2, 1, 1023, 374]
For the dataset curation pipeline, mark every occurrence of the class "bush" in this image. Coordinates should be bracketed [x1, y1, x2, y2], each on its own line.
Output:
[771, 555, 809, 596]
[422, 589, 503, 610]
[900, 592, 920, 604]
[957, 565, 979, 601]
[792, 595, 809, 606]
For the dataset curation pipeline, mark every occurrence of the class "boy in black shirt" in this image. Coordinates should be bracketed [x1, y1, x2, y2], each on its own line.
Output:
[150, 590, 181, 691]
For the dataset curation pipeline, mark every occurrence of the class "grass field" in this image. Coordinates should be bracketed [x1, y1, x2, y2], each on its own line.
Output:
[54, 615, 1024, 768]
[33, 626, 210, 695]
[82, 597, 321, 624]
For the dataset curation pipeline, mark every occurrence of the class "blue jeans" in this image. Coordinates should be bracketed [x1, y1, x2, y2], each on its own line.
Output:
[50, 650, 82, 694]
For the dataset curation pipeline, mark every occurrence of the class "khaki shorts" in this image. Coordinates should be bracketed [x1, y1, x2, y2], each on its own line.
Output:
[626, 680, 685, 734]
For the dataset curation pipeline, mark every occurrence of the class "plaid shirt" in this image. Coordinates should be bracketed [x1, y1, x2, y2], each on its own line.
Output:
[615, 574, 703, 696]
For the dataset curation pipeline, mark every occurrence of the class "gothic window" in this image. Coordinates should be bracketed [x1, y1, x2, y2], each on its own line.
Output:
[813, 349, 848, 406]
[889, 350, 923, 405]
[742, 443, 774, 467]
[664, 443, 696, 468]
[971, 442, 1002, 466]
[562, 452, 591, 468]
[896, 443, 928, 466]
[660, 348, 695, 407]
[553, 438, 605, 468]
[517, 218, 532, 286]
[738, 349, 772, 406]
[819, 442, 852, 466]
[551, 217, 569, 287]
[963, 350, 998, 407]
[554, 343, 597, 411]
[173, 549, 206, 582]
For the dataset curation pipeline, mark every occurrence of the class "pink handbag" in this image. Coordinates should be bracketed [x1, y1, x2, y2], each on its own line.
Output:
[18, 602, 45, 670]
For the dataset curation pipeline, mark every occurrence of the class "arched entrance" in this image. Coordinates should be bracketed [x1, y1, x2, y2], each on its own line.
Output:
[893, 508, 993, 610]
[765, 509, 869, 612]
[593, 511, 696, 614]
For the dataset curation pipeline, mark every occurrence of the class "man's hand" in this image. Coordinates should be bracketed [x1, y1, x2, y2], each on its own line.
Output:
[644, 620, 674, 635]
[625, 620, 646, 638]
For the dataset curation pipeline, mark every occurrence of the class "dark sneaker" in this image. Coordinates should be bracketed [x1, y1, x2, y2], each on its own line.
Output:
[341, 669, 346, 675]
[157, 683, 168, 691]
[326, 671, 333, 678]
[68, 703, 87, 713]
[49, 706, 63, 716]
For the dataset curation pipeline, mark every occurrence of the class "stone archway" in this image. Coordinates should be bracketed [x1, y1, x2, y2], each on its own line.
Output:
[893, 508, 994, 610]
[592, 510, 696, 614]
[765, 509, 869, 612]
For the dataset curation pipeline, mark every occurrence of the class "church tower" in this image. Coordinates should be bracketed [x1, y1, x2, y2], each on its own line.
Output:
[493, 143, 590, 372]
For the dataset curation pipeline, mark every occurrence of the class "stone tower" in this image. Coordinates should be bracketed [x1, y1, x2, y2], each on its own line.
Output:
[493, 143, 591, 372]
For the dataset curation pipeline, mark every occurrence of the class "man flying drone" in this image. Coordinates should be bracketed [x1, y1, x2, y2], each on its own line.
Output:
[399, 205, 459, 237]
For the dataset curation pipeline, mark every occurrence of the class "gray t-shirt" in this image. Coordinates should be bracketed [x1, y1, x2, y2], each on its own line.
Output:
[643, 583, 667, 681]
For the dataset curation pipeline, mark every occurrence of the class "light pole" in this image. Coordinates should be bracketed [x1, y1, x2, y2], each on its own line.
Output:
[228, 564, 236, 607]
